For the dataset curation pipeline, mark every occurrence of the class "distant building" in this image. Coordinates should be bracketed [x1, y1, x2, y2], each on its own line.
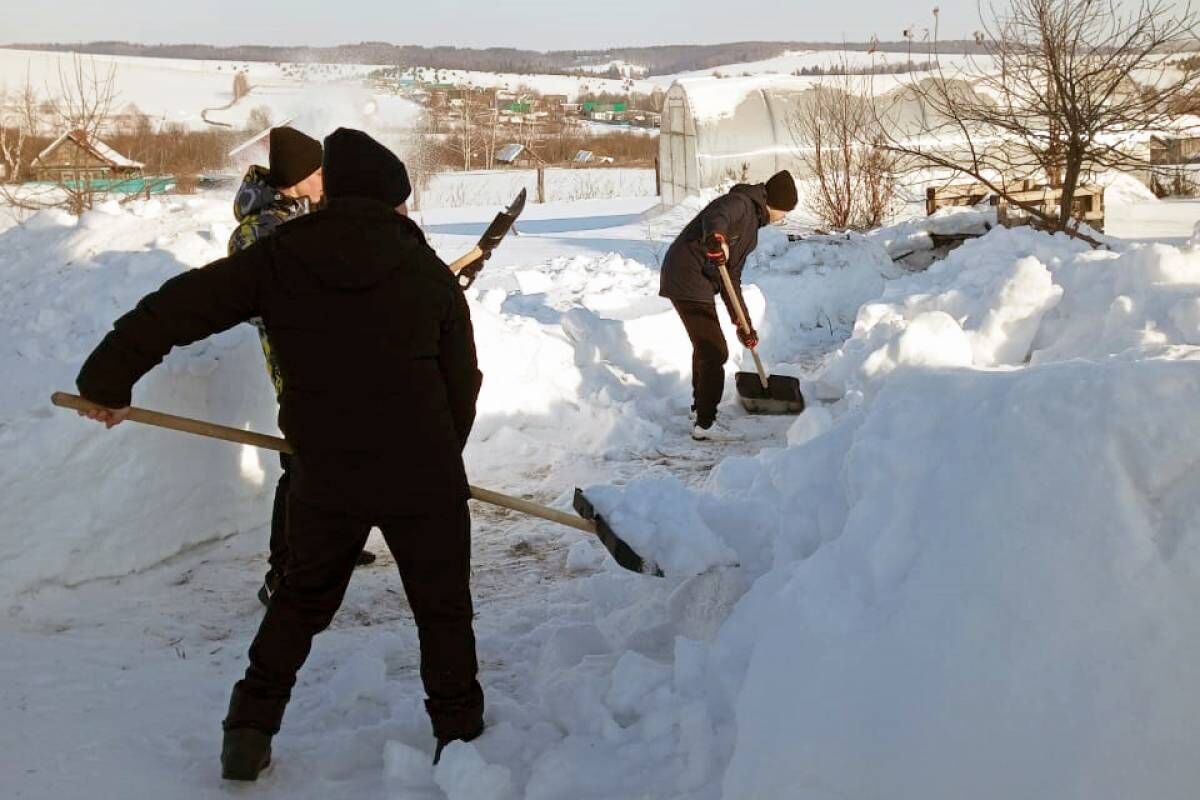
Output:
[1150, 135, 1200, 165]
[30, 130, 143, 184]
[495, 143, 526, 165]
[228, 118, 297, 165]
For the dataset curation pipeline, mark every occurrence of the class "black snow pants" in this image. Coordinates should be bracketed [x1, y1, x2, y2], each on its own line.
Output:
[671, 299, 728, 427]
[224, 489, 483, 741]
[266, 452, 291, 580]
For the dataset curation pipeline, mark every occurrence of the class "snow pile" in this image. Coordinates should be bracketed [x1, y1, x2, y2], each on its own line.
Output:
[866, 203, 996, 259]
[749, 234, 901, 355]
[584, 479, 738, 576]
[0, 199, 278, 600]
[590, 223, 1200, 799]
[817, 227, 1086, 398]
[1099, 170, 1159, 205]
[419, 169, 656, 209]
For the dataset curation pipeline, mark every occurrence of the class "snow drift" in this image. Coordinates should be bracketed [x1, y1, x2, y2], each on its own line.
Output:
[6, 183, 1200, 800]
[592, 224, 1200, 799]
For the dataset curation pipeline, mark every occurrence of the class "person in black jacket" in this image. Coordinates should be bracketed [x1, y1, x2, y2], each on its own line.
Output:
[659, 171, 797, 440]
[73, 128, 484, 781]
[227, 126, 377, 608]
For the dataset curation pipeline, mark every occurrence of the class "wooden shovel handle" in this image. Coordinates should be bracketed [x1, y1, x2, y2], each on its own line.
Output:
[50, 392, 597, 535]
[714, 262, 770, 390]
[447, 246, 484, 275]
[51, 391, 294, 453]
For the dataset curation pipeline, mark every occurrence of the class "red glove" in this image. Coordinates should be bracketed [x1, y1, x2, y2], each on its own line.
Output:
[704, 232, 728, 266]
[737, 326, 759, 349]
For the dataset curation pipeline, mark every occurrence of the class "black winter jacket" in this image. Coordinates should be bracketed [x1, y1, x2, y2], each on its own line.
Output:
[77, 196, 482, 513]
[659, 183, 770, 326]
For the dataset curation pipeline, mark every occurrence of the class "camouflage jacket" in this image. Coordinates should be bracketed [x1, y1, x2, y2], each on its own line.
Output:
[227, 165, 311, 396]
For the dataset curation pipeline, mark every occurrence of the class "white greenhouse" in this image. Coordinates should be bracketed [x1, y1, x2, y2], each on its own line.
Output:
[658, 76, 816, 204]
[657, 73, 983, 204]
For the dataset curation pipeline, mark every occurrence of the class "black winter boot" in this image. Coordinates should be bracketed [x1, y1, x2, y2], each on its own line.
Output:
[221, 728, 273, 781]
[356, 549, 377, 567]
[433, 720, 485, 765]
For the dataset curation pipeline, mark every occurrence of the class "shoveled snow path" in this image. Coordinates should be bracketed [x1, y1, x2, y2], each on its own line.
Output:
[1, 413, 794, 799]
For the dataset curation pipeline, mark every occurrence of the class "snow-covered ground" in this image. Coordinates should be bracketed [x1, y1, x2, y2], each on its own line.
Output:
[3, 177, 1200, 800]
[418, 168, 656, 210]
[0, 47, 655, 133]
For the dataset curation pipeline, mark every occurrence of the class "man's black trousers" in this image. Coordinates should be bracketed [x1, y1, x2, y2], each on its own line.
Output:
[225, 490, 483, 741]
[671, 299, 728, 427]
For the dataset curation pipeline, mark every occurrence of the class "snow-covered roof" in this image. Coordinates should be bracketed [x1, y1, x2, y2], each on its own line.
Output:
[674, 74, 817, 122]
[228, 117, 297, 159]
[496, 143, 525, 164]
[31, 130, 144, 170]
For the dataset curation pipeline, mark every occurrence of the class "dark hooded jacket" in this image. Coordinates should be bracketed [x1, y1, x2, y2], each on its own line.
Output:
[77, 196, 482, 514]
[659, 183, 769, 326]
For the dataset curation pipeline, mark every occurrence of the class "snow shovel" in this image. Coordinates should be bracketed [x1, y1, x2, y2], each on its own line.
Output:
[446, 188, 527, 289]
[50, 392, 660, 577]
[714, 262, 804, 415]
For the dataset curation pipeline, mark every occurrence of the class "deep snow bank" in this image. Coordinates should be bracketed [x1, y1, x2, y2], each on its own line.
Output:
[590, 224, 1200, 798]
[721, 358, 1200, 800]
[1, 192, 881, 599]
[0, 200, 279, 599]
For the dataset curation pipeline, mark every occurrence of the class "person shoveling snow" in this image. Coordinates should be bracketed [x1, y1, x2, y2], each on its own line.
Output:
[72, 128, 485, 782]
[659, 170, 802, 441]
[228, 125, 377, 606]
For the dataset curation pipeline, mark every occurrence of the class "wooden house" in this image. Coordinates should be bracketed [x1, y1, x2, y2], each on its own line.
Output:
[30, 130, 143, 184]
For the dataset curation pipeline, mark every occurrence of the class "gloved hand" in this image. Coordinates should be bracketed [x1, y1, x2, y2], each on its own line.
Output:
[456, 251, 491, 289]
[703, 233, 728, 266]
[737, 325, 759, 349]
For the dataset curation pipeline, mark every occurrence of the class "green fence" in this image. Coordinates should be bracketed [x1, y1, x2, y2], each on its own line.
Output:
[28, 176, 175, 195]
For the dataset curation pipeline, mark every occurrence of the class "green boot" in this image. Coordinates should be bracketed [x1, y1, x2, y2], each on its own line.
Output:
[221, 728, 272, 781]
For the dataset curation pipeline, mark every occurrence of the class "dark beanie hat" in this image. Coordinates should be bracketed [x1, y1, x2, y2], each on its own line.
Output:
[765, 170, 798, 212]
[322, 127, 412, 207]
[268, 127, 323, 189]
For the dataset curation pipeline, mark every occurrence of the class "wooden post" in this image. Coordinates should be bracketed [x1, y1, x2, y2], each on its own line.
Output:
[537, 166, 545, 204]
[926, 186, 937, 216]
[654, 157, 661, 197]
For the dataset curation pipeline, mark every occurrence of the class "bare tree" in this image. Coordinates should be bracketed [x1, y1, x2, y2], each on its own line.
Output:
[878, 0, 1200, 236]
[246, 106, 273, 133]
[445, 89, 492, 170]
[0, 70, 42, 183]
[789, 67, 899, 230]
[233, 71, 251, 102]
[49, 54, 117, 141]
[1, 55, 119, 216]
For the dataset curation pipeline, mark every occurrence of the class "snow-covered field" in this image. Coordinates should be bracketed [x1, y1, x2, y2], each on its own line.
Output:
[0, 46, 997, 136]
[418, 168, 656, 209]
[3, 165, 1200, 800]
[0, 47, 654, 133]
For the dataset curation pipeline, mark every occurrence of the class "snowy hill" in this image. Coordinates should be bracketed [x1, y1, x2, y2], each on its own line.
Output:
[3, 179, 1200, 798]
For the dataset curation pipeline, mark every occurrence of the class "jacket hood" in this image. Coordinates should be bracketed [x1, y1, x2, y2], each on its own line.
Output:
[232, 165, 305, 223]
[730, 183, 771, 227]
[276, 196, 430, 290]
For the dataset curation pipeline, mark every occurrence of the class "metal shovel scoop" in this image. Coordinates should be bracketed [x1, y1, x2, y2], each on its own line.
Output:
[715, 262, 805, 415]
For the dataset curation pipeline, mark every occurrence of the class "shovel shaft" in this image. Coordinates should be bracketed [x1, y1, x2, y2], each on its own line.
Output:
[447, 246, 484, 275]
[51, 391, 294, 453]
[714, 262, 770, 390]
[50, 392, 598, 537]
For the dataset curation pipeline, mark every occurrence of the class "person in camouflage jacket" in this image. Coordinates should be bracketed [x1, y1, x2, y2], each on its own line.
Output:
[227, 127, 375, 606]
[228, 163, 313, 395]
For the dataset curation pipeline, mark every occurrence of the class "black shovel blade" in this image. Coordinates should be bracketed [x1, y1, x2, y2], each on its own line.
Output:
[734, 372, 805, 415]
[573, 489, 664, 577]
[478, 188, 527, 254]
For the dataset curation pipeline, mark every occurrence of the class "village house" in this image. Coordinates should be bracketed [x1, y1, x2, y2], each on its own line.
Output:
[30, 130, 143, 185]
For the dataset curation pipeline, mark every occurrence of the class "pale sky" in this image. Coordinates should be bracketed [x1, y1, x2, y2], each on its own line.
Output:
[10, 0, 980, 51]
